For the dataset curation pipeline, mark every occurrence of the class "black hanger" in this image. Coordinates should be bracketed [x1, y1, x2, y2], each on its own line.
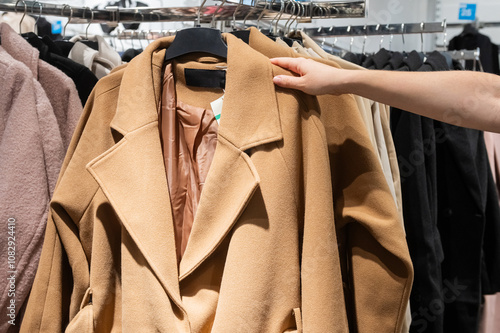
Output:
[230, 30, 250, 44]
[164, 27, 227, 61]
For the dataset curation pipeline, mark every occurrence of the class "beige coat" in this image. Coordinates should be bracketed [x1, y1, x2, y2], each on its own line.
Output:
[22, 32, 411, 332]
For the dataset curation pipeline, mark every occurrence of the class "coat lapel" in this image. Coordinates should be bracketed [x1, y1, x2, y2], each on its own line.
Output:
[86, 37, 183, 308]
[87, 122, 183, 307]
[179, 34, 283, 279]
[178, 136, 260, 279]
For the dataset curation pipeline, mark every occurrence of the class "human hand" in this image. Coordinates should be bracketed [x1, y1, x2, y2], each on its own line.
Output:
[270, 57, 350, 96]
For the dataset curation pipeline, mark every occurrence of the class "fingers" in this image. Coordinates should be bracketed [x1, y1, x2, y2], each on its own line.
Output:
[270, 57, 303, 75]
[273, 75, 304, 91]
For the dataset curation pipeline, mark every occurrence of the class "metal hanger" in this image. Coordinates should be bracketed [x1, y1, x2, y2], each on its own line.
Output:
[82, 7, 94, 40]
[401, 23, 405, 48]
[420, 22, 425, 52]
[388, 24, 394, 51]
[348, 25, 353, 52]
[442, 19, 447, 49]
[243, 0, 260, 28]
[257, 0, 271, 30]
[362, 24, 367, 54]
[31, 1, 42, 35]
[283, 0, 298, 34]
[293, 1, 305, 33]
[272, 0, 287, 36]
[14, 0, 27, 34]
[210, 0, 227, 29]
[232, 0, 244, 31]
[61, 4, 73, 39]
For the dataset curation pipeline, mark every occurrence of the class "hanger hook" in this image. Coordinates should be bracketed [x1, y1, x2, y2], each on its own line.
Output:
[361, 25, 367, 54]
[387, 24, 394, 51]
[401, 23, 405, 47]
[283, 0, 297, 33]
[243, 0, 259, 27]
[133, 12, 144, 48]
[442, 19, 447, 49]
[31, 1, 42, 34]
[273, 0, 287, 36]
[347, 25, 353, 52]
[232, 0, 244, 30]
[420, 22, 425, 52]
[61, 5, 73, 39]
[197, 0, 208, 27]
[14, 0, 27, 34]
[294, 2, 305, 33]
[82, 7, 94, 40]
[257, 0, 270, 30]
[211, 0, 226, 28]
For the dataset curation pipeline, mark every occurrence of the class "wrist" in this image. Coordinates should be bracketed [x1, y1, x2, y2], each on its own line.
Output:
[337, 69, 364, 95]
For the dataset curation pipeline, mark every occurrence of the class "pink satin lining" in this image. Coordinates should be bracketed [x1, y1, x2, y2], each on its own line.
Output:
[159, 63, 219, 263]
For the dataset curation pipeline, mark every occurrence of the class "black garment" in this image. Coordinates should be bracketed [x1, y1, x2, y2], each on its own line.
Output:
[361, 48, 392, 70]
[25, 33, 98, 106]
[435, 122, 500, 333]
[121, 48, 143, 62]
[342, 51, 364, 66]
[448, 24, 500, 75]
[28, 16, 61, 41]
[390, 51, 500, 333]
[383, 51, 404, 70]
[390, 52, 446, 333]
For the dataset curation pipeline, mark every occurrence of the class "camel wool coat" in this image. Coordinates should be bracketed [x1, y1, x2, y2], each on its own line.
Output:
[21, 33, 412, 332]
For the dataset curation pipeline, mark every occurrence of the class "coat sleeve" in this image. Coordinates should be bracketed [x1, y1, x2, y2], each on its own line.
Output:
[317, 90, 413, 332]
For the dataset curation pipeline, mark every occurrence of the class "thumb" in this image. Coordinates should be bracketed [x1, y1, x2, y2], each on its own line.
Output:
[273, 75, 304, 91]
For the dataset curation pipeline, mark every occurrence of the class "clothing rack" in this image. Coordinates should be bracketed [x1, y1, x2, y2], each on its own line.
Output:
[444, 48, 480, 61]
[0, 0, 366, 24]
[303, 21, 447, 38]
[447, 20, 500, 29]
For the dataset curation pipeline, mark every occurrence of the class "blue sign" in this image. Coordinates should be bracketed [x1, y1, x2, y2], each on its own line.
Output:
[52, 20, 62, 34]
[459, 3, 476, 20]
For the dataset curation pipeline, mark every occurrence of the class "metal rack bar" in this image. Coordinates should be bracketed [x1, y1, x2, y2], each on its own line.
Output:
[444, 48, 480, 60]
[0, 0, 366, 23]
[303, 21, 446, 37]
[446, 21, 500, 29]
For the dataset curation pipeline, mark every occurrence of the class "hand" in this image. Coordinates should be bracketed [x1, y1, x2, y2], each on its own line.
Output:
[270, 57, 350, 96]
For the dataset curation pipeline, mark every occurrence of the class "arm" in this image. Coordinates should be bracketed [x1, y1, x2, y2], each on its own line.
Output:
[270, 57, 500, 133]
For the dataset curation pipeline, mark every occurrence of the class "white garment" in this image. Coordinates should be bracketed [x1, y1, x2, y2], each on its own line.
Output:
[69, 35, 122, 79]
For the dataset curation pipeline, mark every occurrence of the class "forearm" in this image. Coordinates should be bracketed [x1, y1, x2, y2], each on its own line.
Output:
[342, 70, 500, 133]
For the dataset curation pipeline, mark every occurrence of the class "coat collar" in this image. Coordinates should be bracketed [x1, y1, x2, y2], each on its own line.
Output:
[87, 32, 282, 308]
[110, 32, 282, 151]
[0, 23, 39, 79]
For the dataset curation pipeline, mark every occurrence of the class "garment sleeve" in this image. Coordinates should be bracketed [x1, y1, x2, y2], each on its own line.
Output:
[317, 90, 413, 332]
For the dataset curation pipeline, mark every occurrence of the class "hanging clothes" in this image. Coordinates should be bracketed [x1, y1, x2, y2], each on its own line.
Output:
[287, 31, 411, 332]
[68, 34, 122, 79]
[0, 23, 82, 150]
[0, 22, 84, 333]
[23, 33, 98, 106]
[20, 30, 411, 333]
[351, 47, 500, 333]
[0, 47, 63, 333]
[448, 24, 500, 75]
[247, 27, 413, 333]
